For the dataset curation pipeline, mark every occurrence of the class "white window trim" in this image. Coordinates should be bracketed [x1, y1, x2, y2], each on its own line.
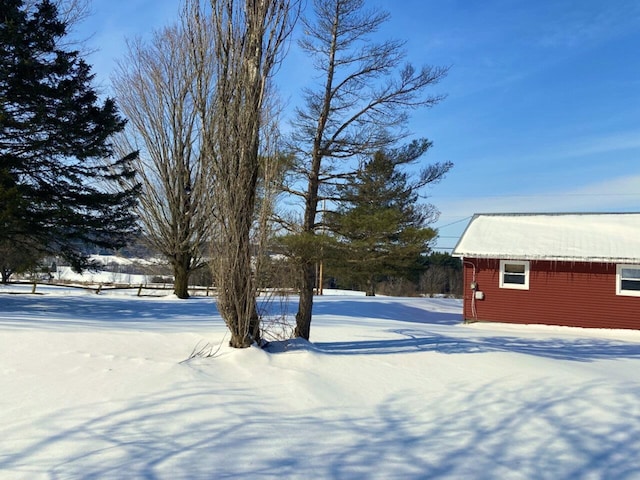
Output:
[616, 264, 640, 297]
[499, 260, 530, 290]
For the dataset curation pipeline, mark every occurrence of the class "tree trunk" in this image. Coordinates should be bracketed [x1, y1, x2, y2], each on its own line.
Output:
[292, 0, 337, 341]
[229, 332, 253, 348]
[217, 217, 261, 348]
[219, 280, 261, 348]
[365, 275, 376, 296]
[198, 0, 294, 348]
[295, 261, 315, 340]
[173, 257, 191, 299]
[295, 148, 323, 340]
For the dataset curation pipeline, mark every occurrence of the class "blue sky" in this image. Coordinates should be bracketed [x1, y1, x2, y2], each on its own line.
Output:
[73, 0, 640, 252]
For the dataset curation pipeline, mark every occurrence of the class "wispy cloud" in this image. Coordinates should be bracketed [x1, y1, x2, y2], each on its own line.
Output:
[431, 175, 640, 245]
[510, 130, 640, 167]
[537, 2, 640, 49]
[432, 174, 640, 250]
[438, 174, 640, 218]
[553, 131, 640, 160]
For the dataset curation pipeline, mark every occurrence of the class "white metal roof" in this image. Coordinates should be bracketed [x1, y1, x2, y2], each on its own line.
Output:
[452, 213, 640, 262]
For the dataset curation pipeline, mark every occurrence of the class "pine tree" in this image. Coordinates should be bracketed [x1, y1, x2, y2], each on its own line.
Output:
[327, 148, 439, 296]
[0, 0, 139, 270]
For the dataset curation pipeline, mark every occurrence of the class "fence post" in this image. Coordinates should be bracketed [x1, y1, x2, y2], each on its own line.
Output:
[31, 282, 37, 294]
[96, 284, 102, 294]
[137, 284, 143, 297]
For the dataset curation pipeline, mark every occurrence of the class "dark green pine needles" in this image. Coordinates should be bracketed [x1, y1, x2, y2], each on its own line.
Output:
[0, 0, 140, 272]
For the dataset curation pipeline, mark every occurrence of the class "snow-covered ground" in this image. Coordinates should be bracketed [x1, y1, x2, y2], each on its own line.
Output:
[43, 255, 168, 285]
[51, 265, 151, 285]
[1, 287, 640, 479]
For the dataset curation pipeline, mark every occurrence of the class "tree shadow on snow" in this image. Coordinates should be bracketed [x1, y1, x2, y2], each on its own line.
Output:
[262, 297, 640, 363]
[264, 327, 640, 363]
[0, 294, 222, 331]
[310, 297, 462, 325]
[2, 379, 640, 479]
[311, 328, 640, 362]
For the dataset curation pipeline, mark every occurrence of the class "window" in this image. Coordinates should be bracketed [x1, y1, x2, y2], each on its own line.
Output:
[499, 260, 530, 290]
[616, 264, 640, 297]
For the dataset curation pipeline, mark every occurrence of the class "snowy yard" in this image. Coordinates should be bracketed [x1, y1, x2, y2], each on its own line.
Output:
[1, 287, 640, 479]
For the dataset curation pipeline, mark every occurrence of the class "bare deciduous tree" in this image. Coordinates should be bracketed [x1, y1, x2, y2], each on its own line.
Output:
[187, 0, 298, 347]
[113, 22, 213, 299]
[23, 0, 90, 26]
[286, 0, 449, 340]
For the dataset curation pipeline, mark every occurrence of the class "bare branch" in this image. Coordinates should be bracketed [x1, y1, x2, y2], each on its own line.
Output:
[189, 0, 299, 347]
[112, 19, 214, 298]
[286, 0, 449, 340]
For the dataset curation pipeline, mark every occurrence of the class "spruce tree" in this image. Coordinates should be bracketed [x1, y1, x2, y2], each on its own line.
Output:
[0, 0, 139, 270]
[328, 148, 440, 296]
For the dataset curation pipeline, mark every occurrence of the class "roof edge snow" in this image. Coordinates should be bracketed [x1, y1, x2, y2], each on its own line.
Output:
[451, 212, 640, 262]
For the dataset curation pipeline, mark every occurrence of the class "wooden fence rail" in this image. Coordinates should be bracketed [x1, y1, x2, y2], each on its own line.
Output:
[4, 281, 297, 297]
[7, 281, 218, 297]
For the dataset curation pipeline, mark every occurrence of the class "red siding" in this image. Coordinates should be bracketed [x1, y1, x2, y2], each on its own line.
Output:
[461, 258, 640, 330]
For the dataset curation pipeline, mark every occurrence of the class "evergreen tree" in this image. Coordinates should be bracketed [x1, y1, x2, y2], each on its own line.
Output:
[0, 0, 139, 270]
[327, 148, 439, 296]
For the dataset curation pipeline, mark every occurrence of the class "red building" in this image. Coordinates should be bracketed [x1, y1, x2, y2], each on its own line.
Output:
[452, 213, 640, 330]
